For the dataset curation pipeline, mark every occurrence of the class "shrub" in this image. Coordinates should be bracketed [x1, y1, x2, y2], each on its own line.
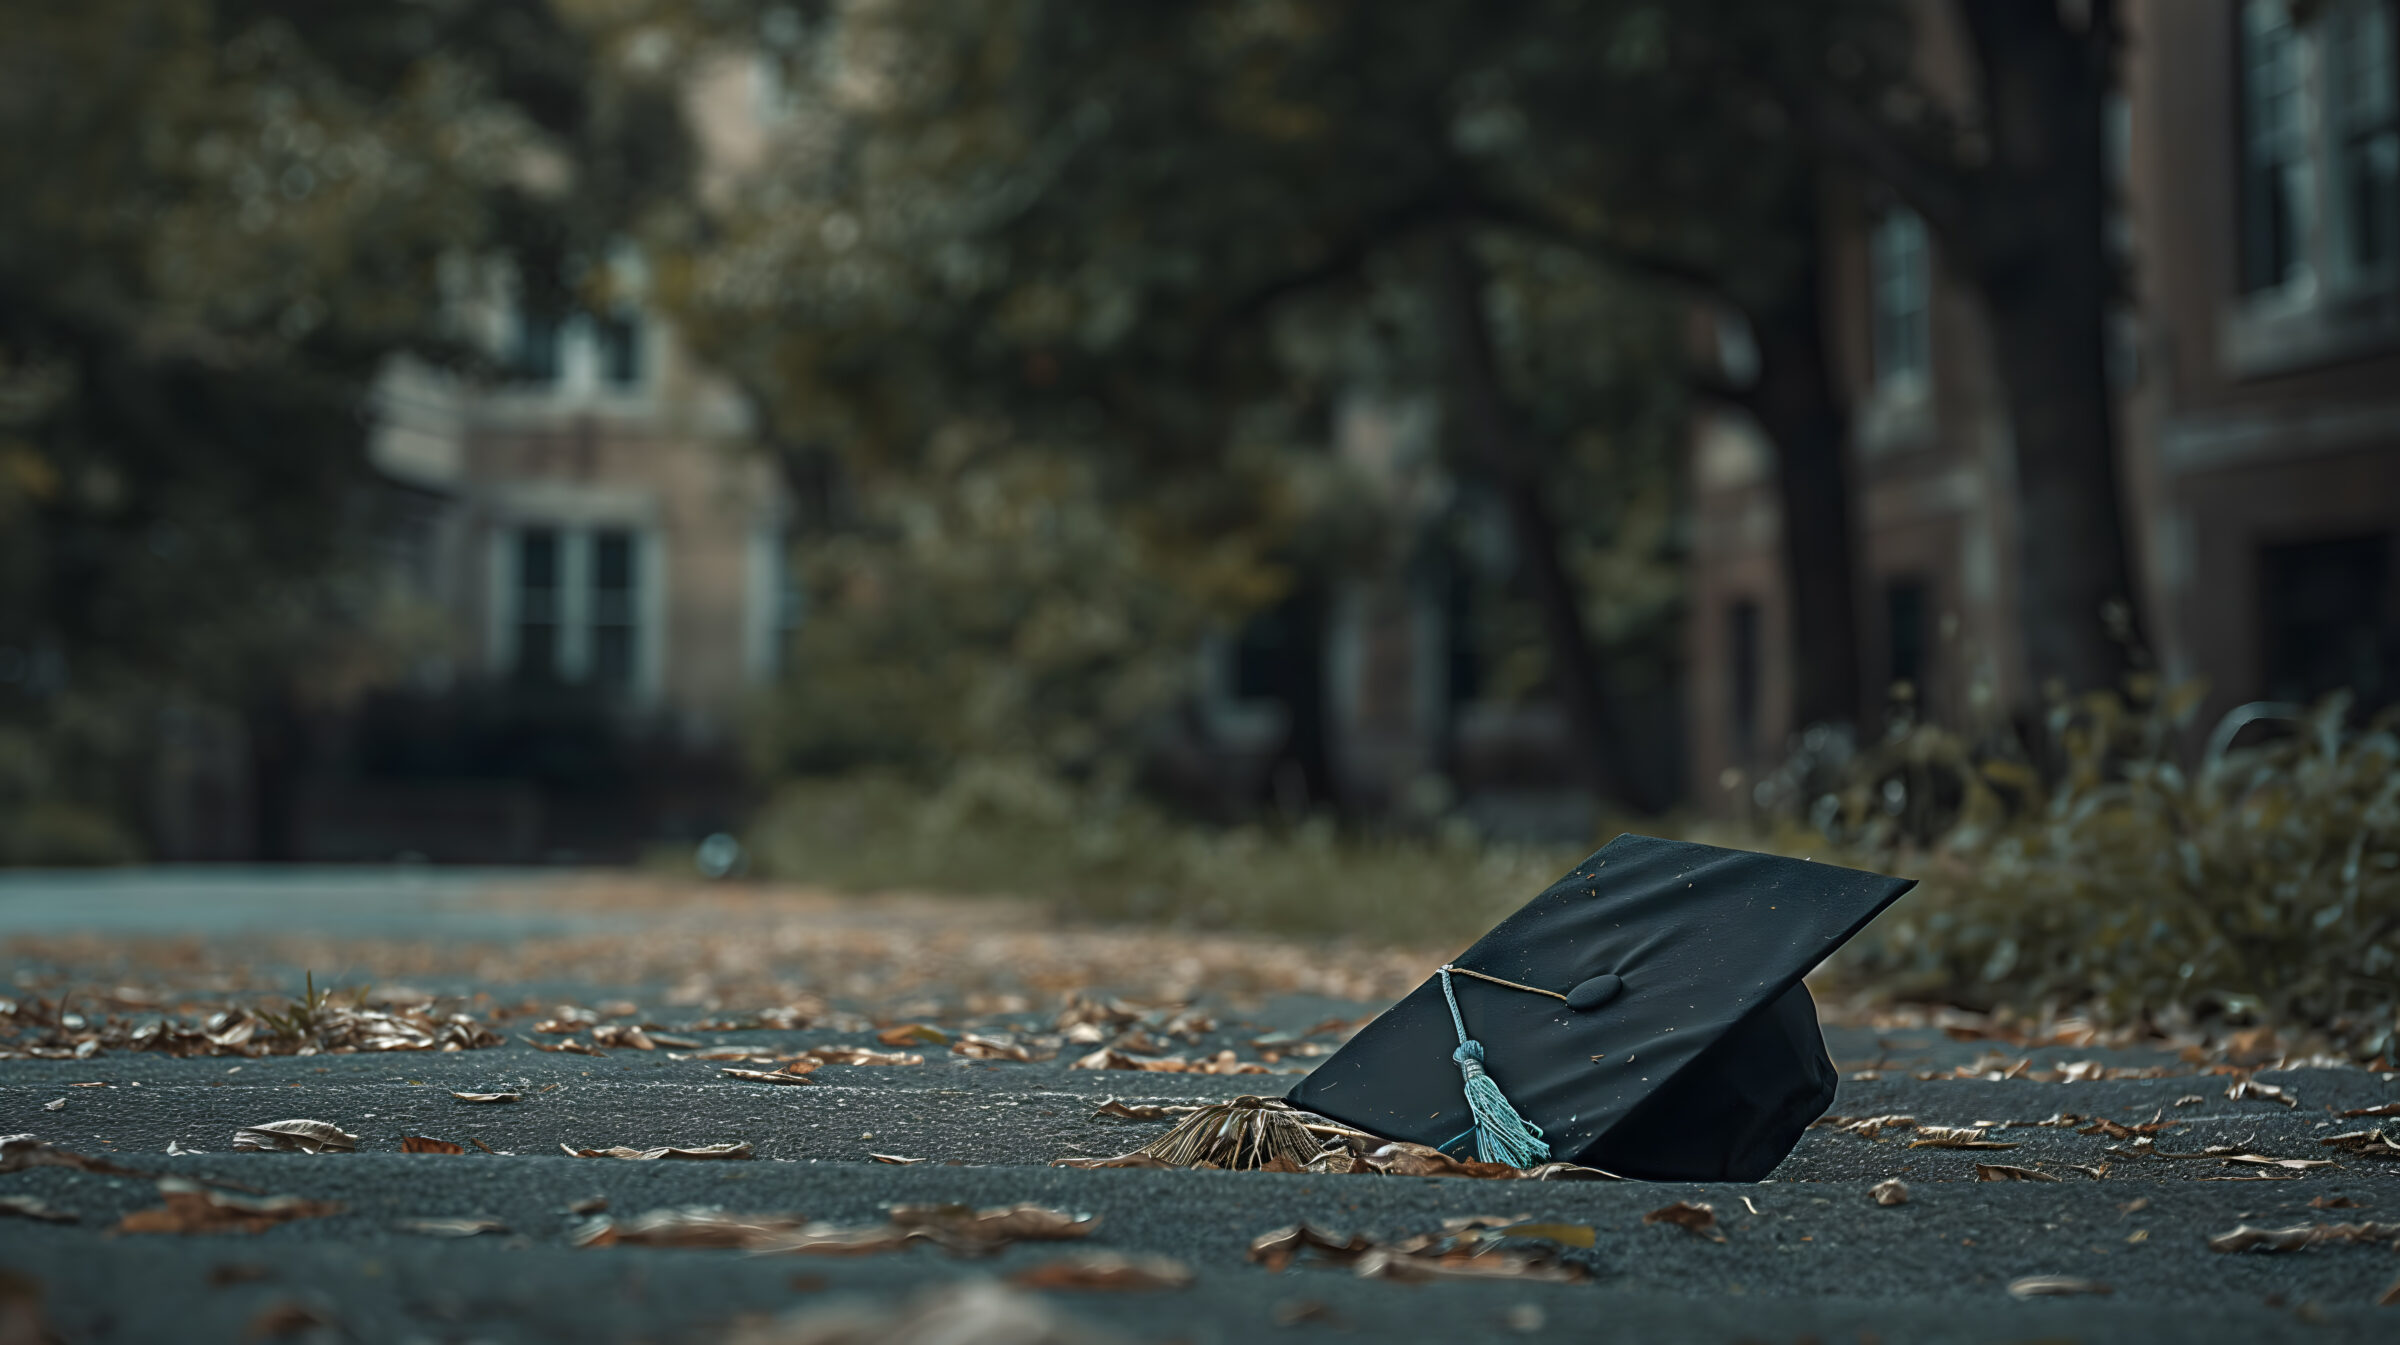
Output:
[1811, 686, 2400, 1051]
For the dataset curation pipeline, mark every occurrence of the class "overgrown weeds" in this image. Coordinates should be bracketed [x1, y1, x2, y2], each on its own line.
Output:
[1803, 685, 2400, 1051]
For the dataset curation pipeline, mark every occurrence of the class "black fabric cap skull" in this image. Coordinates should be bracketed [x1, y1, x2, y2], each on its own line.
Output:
[1285, 834, 1916, 1181]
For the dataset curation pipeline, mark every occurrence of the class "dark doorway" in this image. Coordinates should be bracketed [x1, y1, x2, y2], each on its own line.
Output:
[1728, 598, 1761, 765]
[1884, 576, 1931, 708]
[2261, 532, 2395, 713]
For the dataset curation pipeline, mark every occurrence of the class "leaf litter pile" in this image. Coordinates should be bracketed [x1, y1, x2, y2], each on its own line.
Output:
[1249, 1215, 1597, 1283]
[1052, 1095, 1618, 1181]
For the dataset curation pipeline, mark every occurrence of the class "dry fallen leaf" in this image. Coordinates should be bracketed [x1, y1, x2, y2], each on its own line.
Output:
[40, 1101, 62, 1113]
[2308, 1195, 2363, 1209]
[399, 1136, 466, 1155]
[395, 1217, 507, 1237]
[2319, 1129, 2400, 1159]
[2206, 1221, 2400, 1253]
[1816, 1114, 1917, 1140]
[1007, 1251, 1195, 1292]
[1973, 1164, 2062, 1183]
[1642, 1201, 1725, 1242]
[575, 1207, 805, 1248]
[590, 1024, 657, 1051]
[449, 1092, 519, 1105]
[0, 1196, 75, 1224]
[2338, 1102, 2400, 1118]
[1906, 1126, 2019, 1150]
[114, 1179, 342, 1235]
[0, 1134, 147, 1177]
[2226, 1079, 2299, 1108]
[803, 1045, 924, 1067]
[230, 1120, 359, 1154]
[2215, 1154, 2337, 1171]
[876, 1024, 949, 1047]
[1248, 1220, 1586, 1283]
[868, 1153, 926, 1165]
[951, 1034, 1035, 1062]
[521, 1036, 606, 1057]
[721, 1067, 819, 1086]
[2007, 1276, 2112, 1299]
[1869, 1178, 1909, 1206]
[562, 1142, 754, 1161]
[747, 1203, 1100, 1259]
[1050, 1152, 1179, 1170]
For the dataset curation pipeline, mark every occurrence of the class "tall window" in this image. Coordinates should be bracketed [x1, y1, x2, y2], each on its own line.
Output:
[509, 309, 564, 384]
[591, 530, 639, 689]
[1868, 208, 1931, 390]
[596, 313, 644, 388]
[1884, 577, 1931, 703]
[2242, 0, 2315, 292]
[514, 529, 563, 683]
[505, 526, 647, 695]
[2329, 0, 2400, 275]
[1727, 599, 1761, 764]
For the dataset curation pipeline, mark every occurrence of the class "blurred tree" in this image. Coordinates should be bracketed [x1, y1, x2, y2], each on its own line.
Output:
[668, 0, 1698, 812]
[1753, 0, 2147, 698]
[0, 0, 687, 858]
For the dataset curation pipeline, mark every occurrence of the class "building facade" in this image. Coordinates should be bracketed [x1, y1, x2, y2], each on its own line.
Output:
[1689, 0, 2400, 811]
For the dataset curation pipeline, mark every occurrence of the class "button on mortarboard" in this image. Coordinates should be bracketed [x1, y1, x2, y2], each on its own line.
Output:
[1285, 834, 1915, 1181]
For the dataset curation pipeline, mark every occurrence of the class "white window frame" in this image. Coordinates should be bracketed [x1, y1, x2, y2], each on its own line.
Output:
[488, 518, 664, 705]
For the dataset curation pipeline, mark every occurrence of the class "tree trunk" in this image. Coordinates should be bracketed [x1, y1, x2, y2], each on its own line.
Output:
[1957, 0, 2145, 696]
[1742, 208, 1867, 733]
[1433, 223, 1651, 812]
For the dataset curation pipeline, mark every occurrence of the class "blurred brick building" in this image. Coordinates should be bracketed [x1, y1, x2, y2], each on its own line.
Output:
[1689, 0, 2400, 810]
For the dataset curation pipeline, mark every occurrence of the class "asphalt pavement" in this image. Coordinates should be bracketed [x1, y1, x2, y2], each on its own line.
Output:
[2, 868, 2397, 1344]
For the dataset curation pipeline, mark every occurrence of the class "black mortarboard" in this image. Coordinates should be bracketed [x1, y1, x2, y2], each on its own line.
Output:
[1286, 834, 1914, 1181]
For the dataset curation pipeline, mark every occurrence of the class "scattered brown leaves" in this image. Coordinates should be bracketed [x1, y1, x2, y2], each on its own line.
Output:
[2225, 1079, 2299, 1108]
[1973, 1164, 2062, 1182]
[115, 1180, 342, 1235]
[2320, 1129, 2400, 1159]
[1008, 1252, 1195, 1292]
[562, 1142, 754, 1161]
[750, 1204, 1100, 1258]
[230, 1120, 358, 1154]
[1642, 1201, 1725, 1242]
[2207, 1221, 2400, 1253]
[1248, 1221, 1590, 1282]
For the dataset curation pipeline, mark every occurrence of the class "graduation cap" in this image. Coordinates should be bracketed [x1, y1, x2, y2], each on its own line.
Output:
[1286, 834, 1914, 1181]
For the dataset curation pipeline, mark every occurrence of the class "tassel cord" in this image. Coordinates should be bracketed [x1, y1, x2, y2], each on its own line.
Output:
[1436, 965, 1551, 1168]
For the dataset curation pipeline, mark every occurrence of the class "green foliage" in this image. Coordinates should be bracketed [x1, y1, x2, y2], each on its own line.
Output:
[0, 1, 687, 852]
[1778, 688, 2400, 1044]
[748, 767, 1584, 948]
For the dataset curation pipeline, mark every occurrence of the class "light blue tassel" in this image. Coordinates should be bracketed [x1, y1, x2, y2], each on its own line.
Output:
[1437, 965, 1550, 1168]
